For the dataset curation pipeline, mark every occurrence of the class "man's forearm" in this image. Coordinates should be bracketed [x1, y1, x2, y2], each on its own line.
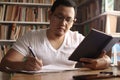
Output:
[1, 59, 24, 71]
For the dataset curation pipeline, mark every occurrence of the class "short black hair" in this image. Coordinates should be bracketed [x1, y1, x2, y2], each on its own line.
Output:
[50, 0, 77, 16]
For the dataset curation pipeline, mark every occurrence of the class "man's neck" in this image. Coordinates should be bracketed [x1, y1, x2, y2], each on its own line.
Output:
[46, 29, 65, 49]
[46, 29, 65, 40]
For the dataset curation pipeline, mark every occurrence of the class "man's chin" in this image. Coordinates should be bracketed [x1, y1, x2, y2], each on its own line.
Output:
[55, 32, 65, 37]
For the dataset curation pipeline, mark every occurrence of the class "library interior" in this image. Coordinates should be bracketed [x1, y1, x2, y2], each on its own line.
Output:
[0, 0, 120, 80]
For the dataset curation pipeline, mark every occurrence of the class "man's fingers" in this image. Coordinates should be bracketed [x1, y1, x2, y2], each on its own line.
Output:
[35, 58, 43, 67]
[99, 50, 106, 58]
[80, 58, 93, 63]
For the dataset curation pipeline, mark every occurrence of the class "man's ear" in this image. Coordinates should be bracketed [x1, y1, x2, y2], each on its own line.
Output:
[73, 18, 77, 22]
[48, 10, 52, 20]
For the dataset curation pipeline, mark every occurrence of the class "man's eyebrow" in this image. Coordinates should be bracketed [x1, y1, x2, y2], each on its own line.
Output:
[67, 17, 73, 19]
[55, 13, 74, 19]
[55, 13, 63, 16]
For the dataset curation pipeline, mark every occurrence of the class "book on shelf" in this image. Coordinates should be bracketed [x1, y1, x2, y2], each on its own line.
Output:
[4, 5, 13, 21]
[68, 29, 117, 62]
[116, 17, 120, 32]
[0, 5, 6, 21]
[0, 25, 8, 40]
[114, 0, 120, 11]
[0, 46, 5, 61]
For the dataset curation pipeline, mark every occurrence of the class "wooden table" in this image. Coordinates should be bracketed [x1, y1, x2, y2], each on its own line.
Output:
[0, 66, 120, 80]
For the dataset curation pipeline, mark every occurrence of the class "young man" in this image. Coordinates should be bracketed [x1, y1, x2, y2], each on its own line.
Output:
[1, 0, 111, 71]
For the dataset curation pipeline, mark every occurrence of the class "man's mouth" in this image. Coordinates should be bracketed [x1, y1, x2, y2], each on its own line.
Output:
[57, 27, 65, 30]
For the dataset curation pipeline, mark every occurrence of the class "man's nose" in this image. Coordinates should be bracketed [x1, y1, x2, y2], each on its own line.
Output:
[60, 18, 67, 25]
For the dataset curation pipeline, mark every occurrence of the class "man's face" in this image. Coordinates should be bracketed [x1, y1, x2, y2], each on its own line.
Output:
[49, 5, 76, 37]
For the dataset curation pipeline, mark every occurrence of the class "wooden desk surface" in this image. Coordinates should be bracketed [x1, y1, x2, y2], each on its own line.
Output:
[0, 67, 120, 80]
[11, 67, 120, 80]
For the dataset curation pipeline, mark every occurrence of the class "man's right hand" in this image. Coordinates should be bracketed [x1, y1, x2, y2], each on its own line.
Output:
[23, 57, 43, 71]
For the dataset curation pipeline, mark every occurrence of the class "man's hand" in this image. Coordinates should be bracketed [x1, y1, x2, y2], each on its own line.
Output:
[23, 57, 43, 71]
[79, 51, 111, 70]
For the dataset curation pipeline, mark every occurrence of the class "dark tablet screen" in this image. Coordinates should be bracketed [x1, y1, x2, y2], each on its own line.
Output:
[69, 29, 113, 62]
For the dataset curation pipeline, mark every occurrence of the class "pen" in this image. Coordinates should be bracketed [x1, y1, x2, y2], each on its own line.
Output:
[73, 74, 120, 80]
[100, 71, 113, 75]
[28, 46, 36, 58]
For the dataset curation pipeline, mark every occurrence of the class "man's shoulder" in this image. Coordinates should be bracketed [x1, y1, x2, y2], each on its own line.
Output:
[67, 30, 85, 42]
[68, 30, 79, 34]
[21, 29, 47, 39]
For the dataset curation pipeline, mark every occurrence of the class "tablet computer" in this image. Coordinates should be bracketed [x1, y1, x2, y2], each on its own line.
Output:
[68, 29, 115, 62]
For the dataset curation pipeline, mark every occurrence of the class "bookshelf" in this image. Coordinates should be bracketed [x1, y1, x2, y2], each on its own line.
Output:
[0, 2, 52, 7]
[0, 0, 55, 57]
[0, 21, 49, 25]
[0, 40, 16, 45]
[0, 1, 55, 45]
[75, 0, 120, 36]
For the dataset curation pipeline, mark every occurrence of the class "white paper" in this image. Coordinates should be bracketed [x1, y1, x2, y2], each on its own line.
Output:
[20, 65, 79, 73]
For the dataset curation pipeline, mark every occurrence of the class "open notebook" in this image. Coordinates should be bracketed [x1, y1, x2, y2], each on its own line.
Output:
[69, 29, 116, 62]
[2, 65, 79, 74]
[20, 65, 79, 73]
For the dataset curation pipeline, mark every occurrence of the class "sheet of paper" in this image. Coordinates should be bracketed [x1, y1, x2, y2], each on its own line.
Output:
[20, 65, 79, 73]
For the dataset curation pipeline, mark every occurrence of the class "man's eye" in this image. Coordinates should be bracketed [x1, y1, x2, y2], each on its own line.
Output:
[66, 18, 72, 22]
[57, 16, 63, 19]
